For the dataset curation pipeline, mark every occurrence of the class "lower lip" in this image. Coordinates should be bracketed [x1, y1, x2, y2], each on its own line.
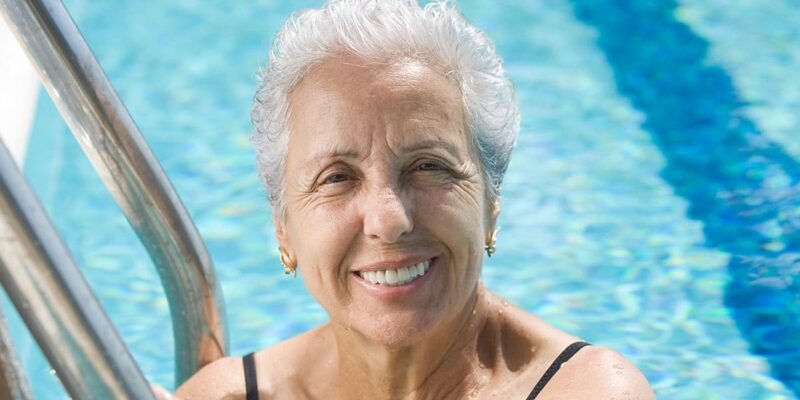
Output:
[352, 258, 437, 301]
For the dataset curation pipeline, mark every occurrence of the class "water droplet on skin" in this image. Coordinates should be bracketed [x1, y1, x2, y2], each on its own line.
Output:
[498, 308, 503, 315]
[501, 300, 509, 307]
[479, 362, 485, 369]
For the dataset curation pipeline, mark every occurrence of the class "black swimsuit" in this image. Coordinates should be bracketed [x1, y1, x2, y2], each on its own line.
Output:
[243, 341, 590, 399]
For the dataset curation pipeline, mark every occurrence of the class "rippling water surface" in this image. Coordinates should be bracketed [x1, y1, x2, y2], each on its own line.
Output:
[4, 0, 799, 398]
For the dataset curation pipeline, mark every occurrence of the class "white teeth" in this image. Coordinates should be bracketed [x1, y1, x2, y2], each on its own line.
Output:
[376, 270, 386, 284]
[358, 260, 431, 286]
[385, 269, 398, 285]
[397, 267, 410, 282]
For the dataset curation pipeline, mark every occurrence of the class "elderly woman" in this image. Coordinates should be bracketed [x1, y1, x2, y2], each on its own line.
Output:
[171, 1, 654, 399]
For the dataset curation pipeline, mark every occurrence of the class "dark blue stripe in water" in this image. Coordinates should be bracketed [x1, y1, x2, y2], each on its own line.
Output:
[569, 0, 800, 394]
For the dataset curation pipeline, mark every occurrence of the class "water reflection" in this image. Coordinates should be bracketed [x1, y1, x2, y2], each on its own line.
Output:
[570, 0, 800, 393]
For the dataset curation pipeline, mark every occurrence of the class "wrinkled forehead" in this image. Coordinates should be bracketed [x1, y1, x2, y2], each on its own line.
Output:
[287, 54, 466, 132]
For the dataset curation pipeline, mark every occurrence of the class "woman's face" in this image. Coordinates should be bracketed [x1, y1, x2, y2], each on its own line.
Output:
[276, 55, 498, 346]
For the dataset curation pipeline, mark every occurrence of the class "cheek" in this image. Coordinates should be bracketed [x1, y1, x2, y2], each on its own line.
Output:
[286, 203, 360, 301]
[415, 185, 486, 273]
[413, 186, 485, 317]
[415, 181, 486, 241]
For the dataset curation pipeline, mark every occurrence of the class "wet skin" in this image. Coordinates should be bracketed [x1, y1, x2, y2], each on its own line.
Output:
[174, 55, 656, 400]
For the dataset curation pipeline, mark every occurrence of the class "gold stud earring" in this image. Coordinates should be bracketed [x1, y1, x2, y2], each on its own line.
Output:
[278, 247, 297, 278]
[485, 227, 500, 257]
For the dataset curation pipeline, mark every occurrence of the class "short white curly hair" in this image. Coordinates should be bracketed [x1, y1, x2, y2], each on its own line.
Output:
[251, 0, 520, 213]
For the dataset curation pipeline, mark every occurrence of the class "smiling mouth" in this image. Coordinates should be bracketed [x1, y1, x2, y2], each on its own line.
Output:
[356, 259, 432, 286]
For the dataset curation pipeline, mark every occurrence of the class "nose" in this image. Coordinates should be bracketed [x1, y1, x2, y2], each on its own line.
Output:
[363, 186, 413, 243]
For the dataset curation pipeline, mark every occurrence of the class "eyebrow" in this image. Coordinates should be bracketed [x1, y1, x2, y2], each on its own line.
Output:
[402, 139, 461, 157]
[305, 137, 462, 165]
[307, 148, 361, 165]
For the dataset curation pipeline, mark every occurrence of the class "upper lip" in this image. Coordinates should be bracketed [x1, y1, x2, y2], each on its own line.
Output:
[352, 256, 434, 273]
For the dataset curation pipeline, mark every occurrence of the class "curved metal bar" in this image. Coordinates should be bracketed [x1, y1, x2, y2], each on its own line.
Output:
[0, 306, 33, 400]
[0, 0, 229, 385]
[0, 140, 154, 399]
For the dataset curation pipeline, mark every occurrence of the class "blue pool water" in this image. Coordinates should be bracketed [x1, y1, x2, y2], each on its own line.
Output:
[3, 0, 799, 398]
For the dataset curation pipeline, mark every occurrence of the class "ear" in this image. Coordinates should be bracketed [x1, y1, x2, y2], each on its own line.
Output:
[486, 198, 500, 238]
[273, 209, 292, 253]
[273, 209, 300, 275]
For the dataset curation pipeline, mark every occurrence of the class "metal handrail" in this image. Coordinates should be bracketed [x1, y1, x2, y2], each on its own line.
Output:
[0, 306, 32, 400]
[0, 0, 229, 387]
[0, 139, 154, 399]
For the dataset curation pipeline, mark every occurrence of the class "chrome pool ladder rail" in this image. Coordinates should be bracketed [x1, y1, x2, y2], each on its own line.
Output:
[0, 0, 229, 390]
[0, 139, 154, 399]
[0, 304, 33, 400]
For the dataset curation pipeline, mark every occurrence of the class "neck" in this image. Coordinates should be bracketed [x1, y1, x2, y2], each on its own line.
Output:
[330, 285, 495, 400]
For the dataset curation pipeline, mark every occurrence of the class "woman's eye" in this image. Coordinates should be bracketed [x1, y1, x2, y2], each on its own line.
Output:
[416, 161, 446, 172]
[322, 173, 350, 185]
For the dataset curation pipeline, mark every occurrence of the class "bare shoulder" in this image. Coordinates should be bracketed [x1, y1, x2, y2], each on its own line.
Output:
[482, 290, 654, 399]
[175, 356, 245, 399]
[539, 345, 655, 400]
[248, 325, 334, 398]
[175, 326, 330, 399]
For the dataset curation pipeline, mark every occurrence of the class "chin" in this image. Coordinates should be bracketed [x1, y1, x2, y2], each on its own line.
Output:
[355, 309, 441, 348]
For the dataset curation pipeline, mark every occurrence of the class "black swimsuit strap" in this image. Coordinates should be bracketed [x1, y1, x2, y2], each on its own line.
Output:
[241, 343, 587, 400]
[243, 352, 259, 400]
[526, 341, 591, 400]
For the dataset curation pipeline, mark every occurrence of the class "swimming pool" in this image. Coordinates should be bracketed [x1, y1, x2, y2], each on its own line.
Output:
[4, 0, 799, 398]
